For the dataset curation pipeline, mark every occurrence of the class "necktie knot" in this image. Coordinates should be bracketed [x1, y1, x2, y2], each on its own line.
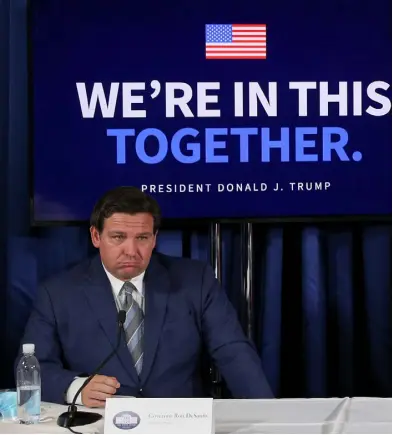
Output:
[122, 281, 137, 295]
[119, 282, 138, 311]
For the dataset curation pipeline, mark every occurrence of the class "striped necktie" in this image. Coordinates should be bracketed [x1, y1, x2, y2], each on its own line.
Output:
[119, 281, 144, 376]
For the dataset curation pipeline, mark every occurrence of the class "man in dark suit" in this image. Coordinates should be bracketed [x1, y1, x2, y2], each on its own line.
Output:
[19, 186, 272, 407]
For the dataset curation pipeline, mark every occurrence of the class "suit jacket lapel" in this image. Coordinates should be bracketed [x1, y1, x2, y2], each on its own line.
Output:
[140, 254, 170, 384]
[82, 255, 139, 384]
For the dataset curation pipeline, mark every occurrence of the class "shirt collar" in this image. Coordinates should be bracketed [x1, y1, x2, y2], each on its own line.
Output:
[102, 263, 145, 298]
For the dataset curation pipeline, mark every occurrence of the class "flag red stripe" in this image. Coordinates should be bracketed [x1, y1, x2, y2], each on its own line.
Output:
[206, 51, 266, 57]
[206, 48, 266, 51]
[206, 56, 267, 59]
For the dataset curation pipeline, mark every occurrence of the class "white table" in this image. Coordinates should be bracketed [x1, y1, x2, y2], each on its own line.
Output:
[0, 397, 391, 434]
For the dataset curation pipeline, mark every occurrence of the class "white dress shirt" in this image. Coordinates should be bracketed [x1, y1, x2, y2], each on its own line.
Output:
[65, 265, 145, 405]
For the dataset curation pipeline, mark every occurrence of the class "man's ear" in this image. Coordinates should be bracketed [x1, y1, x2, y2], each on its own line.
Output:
[90, 226, 101, 248]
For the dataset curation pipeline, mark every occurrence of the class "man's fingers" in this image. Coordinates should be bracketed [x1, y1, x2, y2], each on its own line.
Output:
[103, 377, 120, 388]
[90, 383, 117, 395]
[93, 375, 120, 389]
[81, 389, 106, 408]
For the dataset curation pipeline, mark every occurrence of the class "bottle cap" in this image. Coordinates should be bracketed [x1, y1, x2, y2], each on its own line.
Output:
[22, 344, 35, 354]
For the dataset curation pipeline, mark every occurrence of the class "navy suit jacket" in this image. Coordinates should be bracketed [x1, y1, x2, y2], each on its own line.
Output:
[19, 252, 273, 404]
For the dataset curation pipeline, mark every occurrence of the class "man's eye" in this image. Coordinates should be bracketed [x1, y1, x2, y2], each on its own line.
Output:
[113, 235, 124, 240]
[137, 236, 148, 240]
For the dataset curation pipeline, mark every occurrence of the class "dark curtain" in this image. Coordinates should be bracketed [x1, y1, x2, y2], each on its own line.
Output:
[1, 0, 391, 399]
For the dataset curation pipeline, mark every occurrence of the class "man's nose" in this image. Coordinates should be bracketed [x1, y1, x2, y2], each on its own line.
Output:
[123, 239, 138, 257]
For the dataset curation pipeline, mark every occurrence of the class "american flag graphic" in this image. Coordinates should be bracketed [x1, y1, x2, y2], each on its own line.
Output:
[205, 24, 267, 59]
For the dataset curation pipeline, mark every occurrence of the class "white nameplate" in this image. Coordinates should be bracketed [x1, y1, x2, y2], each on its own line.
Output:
[104, 397, 213, 433]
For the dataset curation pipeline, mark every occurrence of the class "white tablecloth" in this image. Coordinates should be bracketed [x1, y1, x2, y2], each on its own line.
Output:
[0, 397, 391, 434]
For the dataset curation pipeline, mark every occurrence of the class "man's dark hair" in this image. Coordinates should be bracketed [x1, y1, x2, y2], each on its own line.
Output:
[90, 186, 161, 234]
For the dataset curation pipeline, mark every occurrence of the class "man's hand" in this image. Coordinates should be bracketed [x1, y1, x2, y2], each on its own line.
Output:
[81, 375, 120, 408]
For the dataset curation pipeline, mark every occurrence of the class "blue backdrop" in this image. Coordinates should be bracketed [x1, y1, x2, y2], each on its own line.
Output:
[30, 0, 392, 221]
[0, 0, 391, 399]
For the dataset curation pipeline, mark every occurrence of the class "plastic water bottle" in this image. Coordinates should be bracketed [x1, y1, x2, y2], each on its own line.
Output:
[16, 344, 41, 424]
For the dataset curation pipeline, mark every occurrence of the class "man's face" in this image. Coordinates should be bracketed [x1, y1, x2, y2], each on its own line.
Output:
[90, 212, 157, 280]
